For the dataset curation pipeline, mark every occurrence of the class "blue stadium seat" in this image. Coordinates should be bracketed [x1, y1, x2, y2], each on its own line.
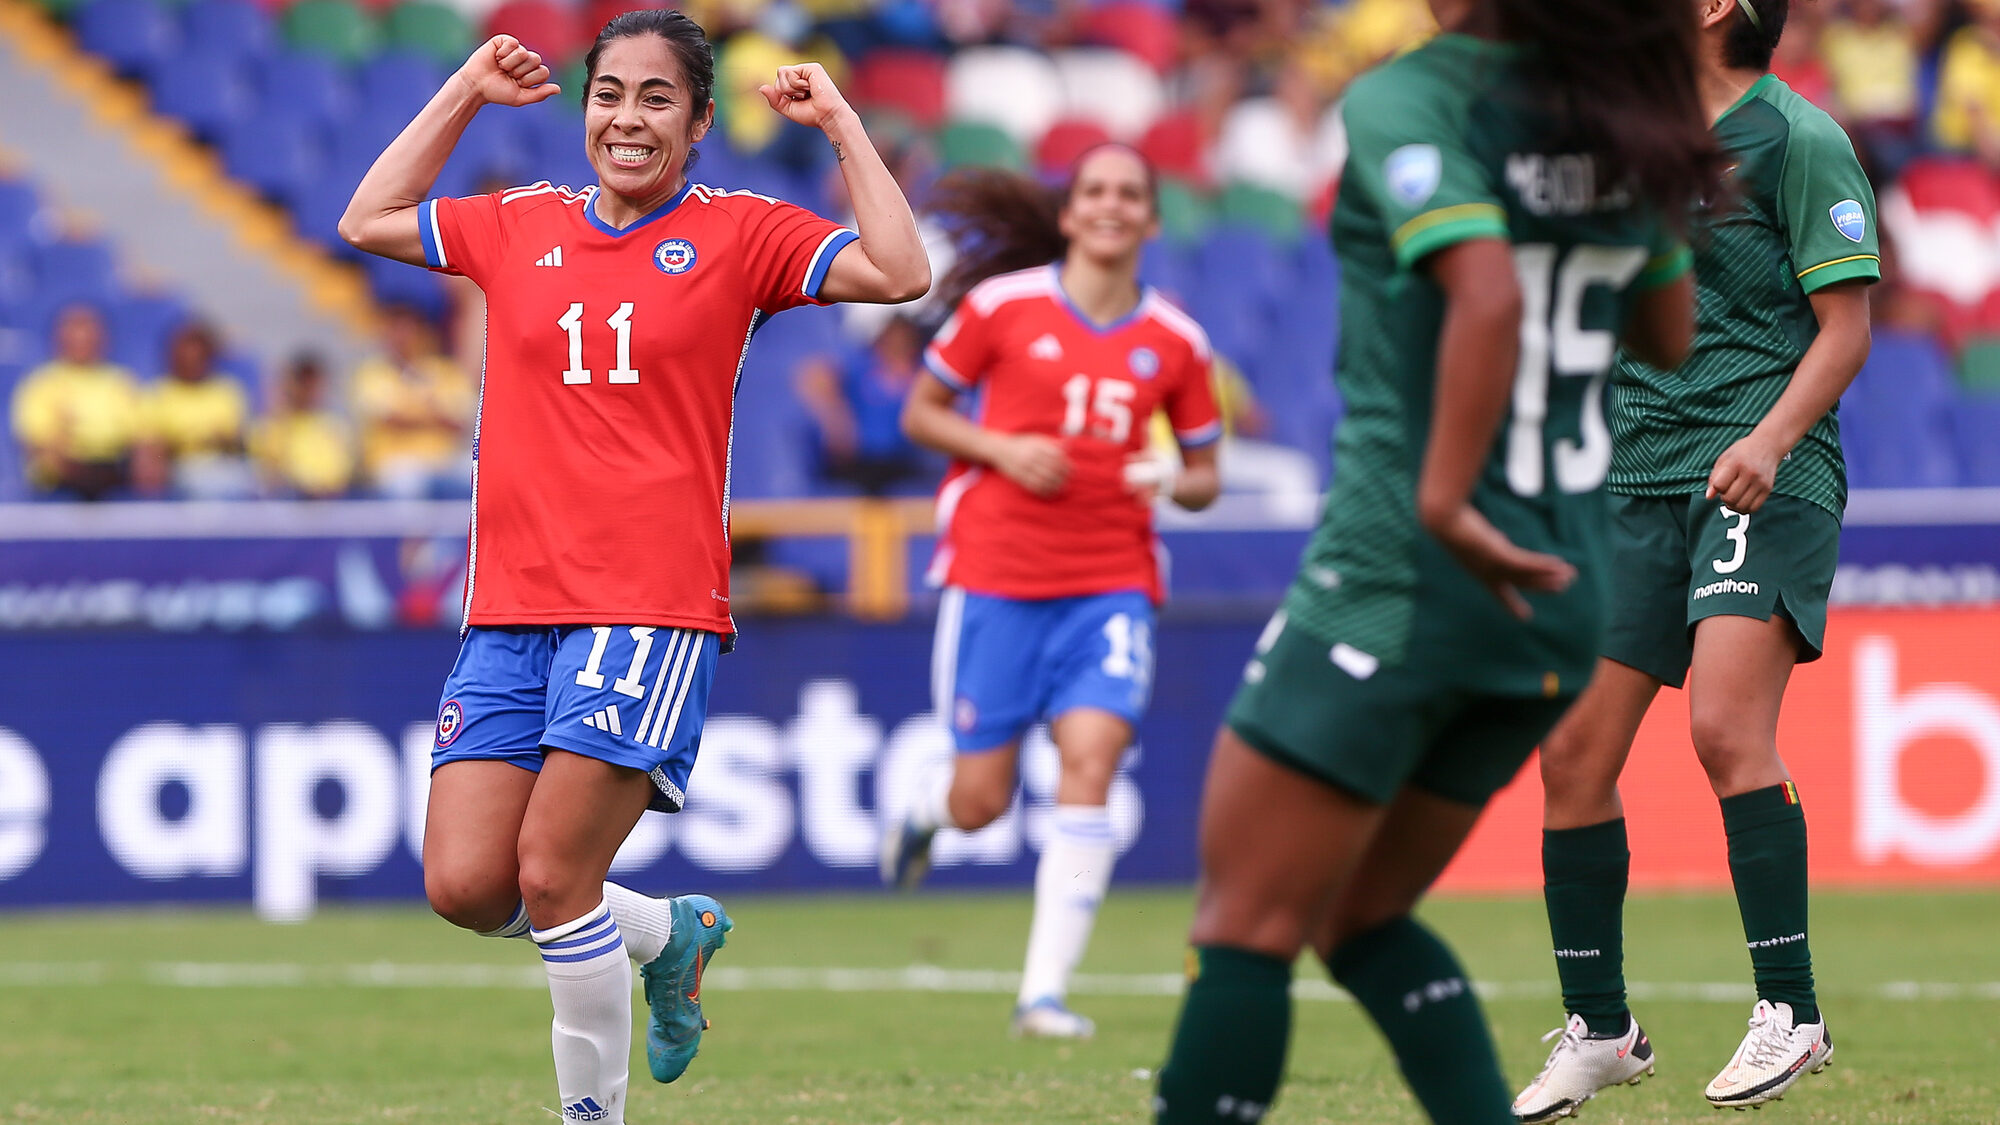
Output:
[361, 255, 446, 320]
[293, 173, 358, 252]
[30, 239, 117, 306]
[221, 109, 328, 206]
[75, 0, 179, 79]
[107, 293, 191, 376]
[0, 180, 47, 255]
[253, 50, 354, 132]
[1841, 331, 1961, 489]
[357, 51, 449, 125]
[1949, 398, 2000, 486]
[447, 110, 534, 194]
[182, 0, 272, 62]
[149, 48, 255, 144]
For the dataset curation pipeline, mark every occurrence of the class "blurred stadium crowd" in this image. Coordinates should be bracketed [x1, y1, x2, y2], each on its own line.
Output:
[6, 0, 2000, 502]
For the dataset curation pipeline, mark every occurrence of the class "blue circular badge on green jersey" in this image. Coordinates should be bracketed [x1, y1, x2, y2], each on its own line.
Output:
[1830, 199, 1866, 243]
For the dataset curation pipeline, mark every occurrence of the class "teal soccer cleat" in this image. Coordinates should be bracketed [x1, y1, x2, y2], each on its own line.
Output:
[641, 894, 732, 1084]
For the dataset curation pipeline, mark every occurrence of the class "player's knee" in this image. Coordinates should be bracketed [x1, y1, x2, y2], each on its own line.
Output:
[1188, 883, 1310, 958]
[949, 783, 1012, 830]
[425, 870, 513, 932]
[1688, 710, 1777, 790]
[514, 847, 588, 924]
[1539, 722, 1620, 802]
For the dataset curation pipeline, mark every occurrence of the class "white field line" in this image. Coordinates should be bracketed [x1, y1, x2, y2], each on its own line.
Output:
[0, 962, 1996, 1001]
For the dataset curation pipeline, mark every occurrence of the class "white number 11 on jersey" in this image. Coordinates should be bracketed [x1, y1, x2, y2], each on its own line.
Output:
[557, 302, 640, 386]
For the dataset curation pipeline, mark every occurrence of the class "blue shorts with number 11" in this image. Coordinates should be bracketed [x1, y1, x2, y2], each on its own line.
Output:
[431, 624, 720, 813]
[933, 587, 1155, 752]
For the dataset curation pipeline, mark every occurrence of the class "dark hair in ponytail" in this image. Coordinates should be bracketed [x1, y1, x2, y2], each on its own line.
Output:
[583, 10, 716, 167]
[930, 145, 1159, 311]
[1492, 0, 1724, 228]
[1722, 0, 1788, 71]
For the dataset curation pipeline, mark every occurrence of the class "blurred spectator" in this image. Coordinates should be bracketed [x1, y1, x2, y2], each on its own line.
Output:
[1934, 0, 2000, 164]
[794, 311, 933, 494]
[1148, 353, 1319, 521]
[351, 303, 473, 499]
[9, 304, 143, 500]
[1772, 0, 1835, 110]
[252, 353, 356, 498]
[134, 320, 256, 499]
[1822, 0, 1924, 177]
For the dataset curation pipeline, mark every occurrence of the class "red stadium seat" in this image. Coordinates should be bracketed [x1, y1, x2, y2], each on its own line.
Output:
[1078, 1, 1177, 74]
[482, 0, 584, 65]
[1898, 157, 2000, 220]
[580, 0, 632, 46]
[1037, 118, 1114, 173]
[1138, 110, 1207, 185]
[848, 49, 947, 128]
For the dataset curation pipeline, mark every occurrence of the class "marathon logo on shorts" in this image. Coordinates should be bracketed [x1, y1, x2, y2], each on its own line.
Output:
[435, 699, 465, 748]
[1694, 578, 1761, 599]
[653, 238, 697, 274]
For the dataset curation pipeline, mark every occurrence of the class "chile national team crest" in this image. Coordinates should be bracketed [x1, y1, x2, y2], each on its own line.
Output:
[436, 699, 465, 747]
[1127, 346, 1160, 379]
[653, 238, 697, 274]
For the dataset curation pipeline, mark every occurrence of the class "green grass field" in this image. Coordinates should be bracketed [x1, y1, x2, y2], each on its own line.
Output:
[1, 889, 1994, 1124]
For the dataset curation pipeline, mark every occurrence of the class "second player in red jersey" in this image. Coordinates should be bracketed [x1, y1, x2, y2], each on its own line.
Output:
[924, 263, 1220, 603]
[421, 180, 857, 631]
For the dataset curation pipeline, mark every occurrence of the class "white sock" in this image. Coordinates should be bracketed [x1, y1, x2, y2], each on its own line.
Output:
[602, 882, 673, 964]
[1017, 804, 1117, 1007]
[532, 902, 630, 1125]
[477, 890, 673, 966]
[907, 767, 959, 833]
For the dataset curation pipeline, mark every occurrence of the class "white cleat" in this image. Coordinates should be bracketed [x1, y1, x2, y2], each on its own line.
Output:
[1705, 1000, 1832, 1110]
[1512, 1013, 1655, 1123]
[1011, 998, 1095, 1040]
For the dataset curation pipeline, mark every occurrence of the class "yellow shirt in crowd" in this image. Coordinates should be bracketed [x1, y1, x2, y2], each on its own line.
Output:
[351, 355, 473, 478]
[252, 411, 356, 497]
[10, 359, 144, 465]
[1823, 20, 1918, 122]
[1934, 27, 2000, 152]
[144, 374, 248, 457]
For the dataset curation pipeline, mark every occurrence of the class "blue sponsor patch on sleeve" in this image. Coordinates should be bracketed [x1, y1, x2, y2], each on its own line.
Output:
[1385, 144, 1442, 208]
[1830, 199, 1867, 243]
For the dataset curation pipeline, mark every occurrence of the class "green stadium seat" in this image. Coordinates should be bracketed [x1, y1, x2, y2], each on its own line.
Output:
[938, 121, 1023, 171]
[32, 0, 89, 23]
[1957, 335, 2000, 394]
[282, 0, 379, 64]
[1155, 178, 1212, 245]
[1217, 182, 1303, 244]
[383, 1, 473, 70]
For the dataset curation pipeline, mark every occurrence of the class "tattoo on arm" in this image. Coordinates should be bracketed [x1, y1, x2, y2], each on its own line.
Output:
[830, 139, 846, 163]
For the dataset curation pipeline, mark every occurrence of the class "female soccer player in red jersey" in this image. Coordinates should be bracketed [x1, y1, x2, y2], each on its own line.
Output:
[339, 12, 927, 1122]
[879, 146, 1222, 1039]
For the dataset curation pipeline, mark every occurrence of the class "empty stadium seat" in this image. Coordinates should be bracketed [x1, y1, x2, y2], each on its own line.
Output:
[848, 48, 947, 129]
[149, 48, 255, 144]
[382, 0, 472, 69]
[253, 50, 355, 133]
[1138, 111, 1208, 185]
[1949, 397, 2000, 485]
[221, 109, 328, 206]
[75, 0, 179, 80]
[1036, 118, 1112, 173]
[1217, 182, 1303, 243]
[1841, 331, 1962, 488]
[283, 0, 380, 64]
[30, 239, 118, 306]
[482, 0, 585, 65]
[944, 46, 1062, 147]
[937, 120, 1022, 170]
[1077, 1, 1177, 74]
[1053, 48, 1164, 141]
[106, 293, 190, 375]
[181, 0, 272, 63]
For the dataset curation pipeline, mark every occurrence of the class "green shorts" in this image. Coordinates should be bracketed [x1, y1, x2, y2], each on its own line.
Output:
[1603, 492, 1840, 689]
[1224, 611, 1576, 808]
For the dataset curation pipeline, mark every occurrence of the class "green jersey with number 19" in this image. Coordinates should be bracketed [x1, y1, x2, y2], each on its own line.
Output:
[1610, 74, 1879, 519]
[1282, 34, 1690, 697]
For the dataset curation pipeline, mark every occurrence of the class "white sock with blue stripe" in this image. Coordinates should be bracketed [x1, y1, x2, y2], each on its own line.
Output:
[532, 902, 630, 1125]
[477, 886, 671, 964]
[1017, 804, 1117, 1008]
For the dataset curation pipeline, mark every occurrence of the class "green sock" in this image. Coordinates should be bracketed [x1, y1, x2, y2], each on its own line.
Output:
[1324, 916, 1512, 1125]
[1542, 819, 1632, 1036]
[1721, 782, 1819, 1024]
[1155, 946, 1292, 1124]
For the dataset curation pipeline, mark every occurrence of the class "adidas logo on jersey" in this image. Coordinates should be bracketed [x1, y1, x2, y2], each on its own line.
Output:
[1029, 333, 1064, 361]
[535, 247, 564, 267]
[581, 706, 623, 735]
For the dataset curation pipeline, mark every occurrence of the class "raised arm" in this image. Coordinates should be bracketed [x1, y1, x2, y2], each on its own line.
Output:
[760, 64, 930, 304]
[339, 36, 559, 265]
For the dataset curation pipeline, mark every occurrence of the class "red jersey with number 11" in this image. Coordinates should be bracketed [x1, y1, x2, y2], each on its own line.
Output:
[420, 180, 856, 633]
[924, 265, 1221, 603]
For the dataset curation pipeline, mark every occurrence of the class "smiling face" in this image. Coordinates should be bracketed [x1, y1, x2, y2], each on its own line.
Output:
[585, 34, 714, 206]
[1057, 147, 1159, 267]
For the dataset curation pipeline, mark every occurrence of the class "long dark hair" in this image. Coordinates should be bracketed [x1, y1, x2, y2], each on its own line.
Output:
[1493, 0, 1723, 227]
[582, 10, 717, 168]
[930, 144, 1159, 311]
[1723, 0, 1788, 71]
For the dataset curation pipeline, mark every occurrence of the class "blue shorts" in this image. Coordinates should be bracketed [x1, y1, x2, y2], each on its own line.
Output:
[932, 587, 1156, 752]
[432, 624, 720, 813]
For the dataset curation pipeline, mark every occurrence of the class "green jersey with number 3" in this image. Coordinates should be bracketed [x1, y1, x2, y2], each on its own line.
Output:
[1610, 74, 1879, 519]
[1282, 34, 1691, 697]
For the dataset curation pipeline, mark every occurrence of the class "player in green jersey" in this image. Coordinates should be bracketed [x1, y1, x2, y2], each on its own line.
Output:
[1151, 2, 1722, 1123]
[1513, 1, 1875, 1120]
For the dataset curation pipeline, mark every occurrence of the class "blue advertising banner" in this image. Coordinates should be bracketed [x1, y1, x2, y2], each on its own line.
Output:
[0, 617, 1265, 917]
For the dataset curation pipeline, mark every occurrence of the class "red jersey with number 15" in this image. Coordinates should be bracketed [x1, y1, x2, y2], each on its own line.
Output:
[924, 265, 1221, 604]
[419, 180, 856, 634]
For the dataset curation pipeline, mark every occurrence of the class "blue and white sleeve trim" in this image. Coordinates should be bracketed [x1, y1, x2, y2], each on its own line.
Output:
[801, 227, 860, 300]
[923, 348, 972, 392]
[418, 199, 446, 269]
[1176, 419, 1224, 449]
